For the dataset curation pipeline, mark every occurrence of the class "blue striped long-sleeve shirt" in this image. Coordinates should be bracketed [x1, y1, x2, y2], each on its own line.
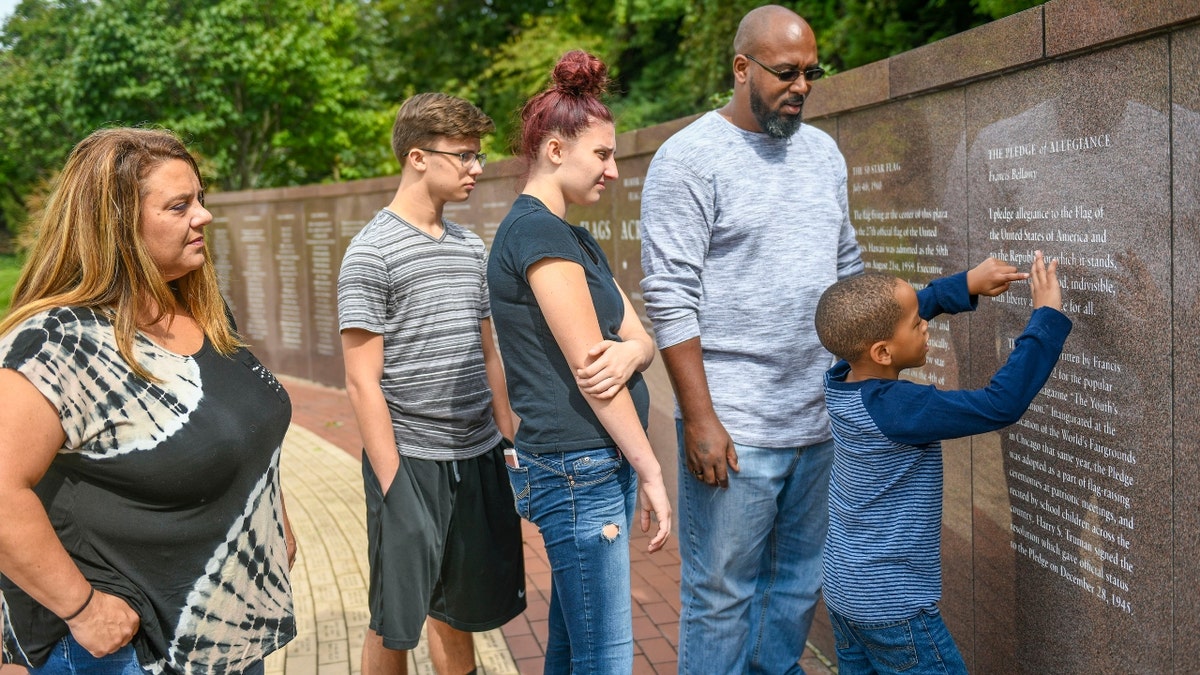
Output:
[821, 274, 1072, 621]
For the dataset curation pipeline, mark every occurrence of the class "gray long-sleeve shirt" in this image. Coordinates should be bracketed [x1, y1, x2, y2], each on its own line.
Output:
[640, 111, 864, 448]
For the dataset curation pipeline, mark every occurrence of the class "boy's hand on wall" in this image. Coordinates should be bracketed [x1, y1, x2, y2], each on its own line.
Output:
[1029, 250, 1062, 310]
[967, 257, 1028, 297]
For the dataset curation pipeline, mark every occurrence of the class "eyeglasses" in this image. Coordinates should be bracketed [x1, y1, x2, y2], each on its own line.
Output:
[418, 148, 487, 168]
[741, 54, 825, 83]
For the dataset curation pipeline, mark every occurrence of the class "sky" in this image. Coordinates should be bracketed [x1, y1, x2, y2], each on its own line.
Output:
[0, 0, 17, 25]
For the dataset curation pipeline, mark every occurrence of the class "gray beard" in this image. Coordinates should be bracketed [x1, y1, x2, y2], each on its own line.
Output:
[750, 84, 804, 138]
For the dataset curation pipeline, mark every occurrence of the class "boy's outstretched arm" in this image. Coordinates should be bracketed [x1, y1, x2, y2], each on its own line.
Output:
[918, 257, 1025, 320]
[967, 257, 1028, 297]
[874, 251, 1072, 446]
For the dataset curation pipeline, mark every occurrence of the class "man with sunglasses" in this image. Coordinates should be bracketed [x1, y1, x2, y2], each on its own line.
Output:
[640, 5, 863, 673]
[338, 93, 525, 675]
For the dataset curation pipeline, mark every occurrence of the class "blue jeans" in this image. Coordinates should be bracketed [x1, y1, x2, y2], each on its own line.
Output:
[828, 607, 967, 674]
[29, 634, 266, 675]
[676, 421, 834, 675]
[506, 446, 637, 674]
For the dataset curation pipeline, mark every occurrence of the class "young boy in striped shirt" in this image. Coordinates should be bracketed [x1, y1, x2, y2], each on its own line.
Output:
[814, 252, 1071, 674]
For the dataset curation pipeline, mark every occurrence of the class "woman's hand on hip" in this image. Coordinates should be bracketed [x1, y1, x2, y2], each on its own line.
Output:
[67, 589, 140, 657]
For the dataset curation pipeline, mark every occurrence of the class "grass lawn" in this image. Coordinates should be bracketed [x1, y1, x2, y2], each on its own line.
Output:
[0, 253, 23, 317]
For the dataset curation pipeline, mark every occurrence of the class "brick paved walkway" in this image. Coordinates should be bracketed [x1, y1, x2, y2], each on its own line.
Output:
[269, 424, 518, 675]
[281, 375, 837, 675]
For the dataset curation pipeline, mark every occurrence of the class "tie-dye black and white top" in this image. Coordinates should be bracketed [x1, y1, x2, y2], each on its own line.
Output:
[0, 307, 295, 673]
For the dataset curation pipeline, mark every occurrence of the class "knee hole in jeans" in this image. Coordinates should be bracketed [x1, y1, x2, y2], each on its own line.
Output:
[601, 522, 621, 542]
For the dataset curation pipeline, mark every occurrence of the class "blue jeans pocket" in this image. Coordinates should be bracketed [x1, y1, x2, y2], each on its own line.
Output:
[568, 450, 621, 486]
[830, 612, 851, 650]
[851, 617, 918, 671]
[30, 634, 146, 674]
[505, 464, 531, 520]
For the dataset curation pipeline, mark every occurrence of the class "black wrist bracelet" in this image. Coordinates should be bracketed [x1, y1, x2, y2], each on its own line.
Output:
[62, 587, 95, 622]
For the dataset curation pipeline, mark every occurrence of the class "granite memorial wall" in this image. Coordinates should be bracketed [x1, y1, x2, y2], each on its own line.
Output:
[206, 1, 1198, 671]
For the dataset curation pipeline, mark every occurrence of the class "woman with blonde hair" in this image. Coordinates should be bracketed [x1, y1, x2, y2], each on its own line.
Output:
[487, 51, 671, 673]
[0, 127, 295, 674]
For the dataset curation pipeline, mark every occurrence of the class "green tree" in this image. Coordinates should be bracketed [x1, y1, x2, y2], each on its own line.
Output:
[62, 0, 389, 190]
[819, 0, 995, 72]
[1, 0, 1049, 238]
[0, 0, 89, 236]
[973, 0, 1045, 20]
[366, 0, 552, 99]
[0, 0, 393, 236]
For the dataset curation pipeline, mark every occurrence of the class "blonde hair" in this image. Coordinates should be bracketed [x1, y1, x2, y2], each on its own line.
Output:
[0, 127, 241, 380]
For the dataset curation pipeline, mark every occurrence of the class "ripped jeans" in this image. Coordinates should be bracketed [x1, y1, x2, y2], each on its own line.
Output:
[506, 446, 637, 674]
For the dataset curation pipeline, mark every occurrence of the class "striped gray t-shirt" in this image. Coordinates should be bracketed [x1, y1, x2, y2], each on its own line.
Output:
[337, 209, 500, 460]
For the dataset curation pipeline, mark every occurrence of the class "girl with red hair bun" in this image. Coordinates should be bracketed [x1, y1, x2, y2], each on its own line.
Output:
[488, 50, 672, 673]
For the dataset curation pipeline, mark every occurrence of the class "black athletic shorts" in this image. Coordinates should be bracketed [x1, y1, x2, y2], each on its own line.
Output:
[362, 441, 526, 650]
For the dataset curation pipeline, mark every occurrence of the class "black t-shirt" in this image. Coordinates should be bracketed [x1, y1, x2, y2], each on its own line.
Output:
[0, 307, 294, 672]
[487, 194, 650, 453]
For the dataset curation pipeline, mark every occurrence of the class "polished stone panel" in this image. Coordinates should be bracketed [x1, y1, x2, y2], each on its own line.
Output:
[889, 6, 1044, 99]
[835, 89, 976, 658]
[625, 115, 695, 156]
[1170, 23, 1200, 675]
[303, 197, 341, 386]
[571, 196, 618, 270]
[218, 201, 276, 348]
[1044, 0, 1181, 57]
[270, 202, 312, 380]
[610, 153, 651, 322]
[805, 60, 888, 119]
[965, 37, 1172, 674]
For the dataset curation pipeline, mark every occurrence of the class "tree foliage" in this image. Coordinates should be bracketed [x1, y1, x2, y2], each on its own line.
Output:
[0, 0, 89, 238]
[0, 0, 390, 236]
[0, 0, 1045, 239]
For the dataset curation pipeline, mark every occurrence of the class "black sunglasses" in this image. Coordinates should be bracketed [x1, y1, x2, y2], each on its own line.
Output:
[741, 54, 825, 83]
[417, 148, 487, 168]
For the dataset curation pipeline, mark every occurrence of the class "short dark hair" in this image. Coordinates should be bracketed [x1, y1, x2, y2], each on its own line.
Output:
[815, 272, 904, 362]
[391, 93, 494, 166]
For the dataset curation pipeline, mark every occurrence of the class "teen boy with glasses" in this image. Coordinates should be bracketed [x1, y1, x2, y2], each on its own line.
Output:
[338, 93, 525, 675]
